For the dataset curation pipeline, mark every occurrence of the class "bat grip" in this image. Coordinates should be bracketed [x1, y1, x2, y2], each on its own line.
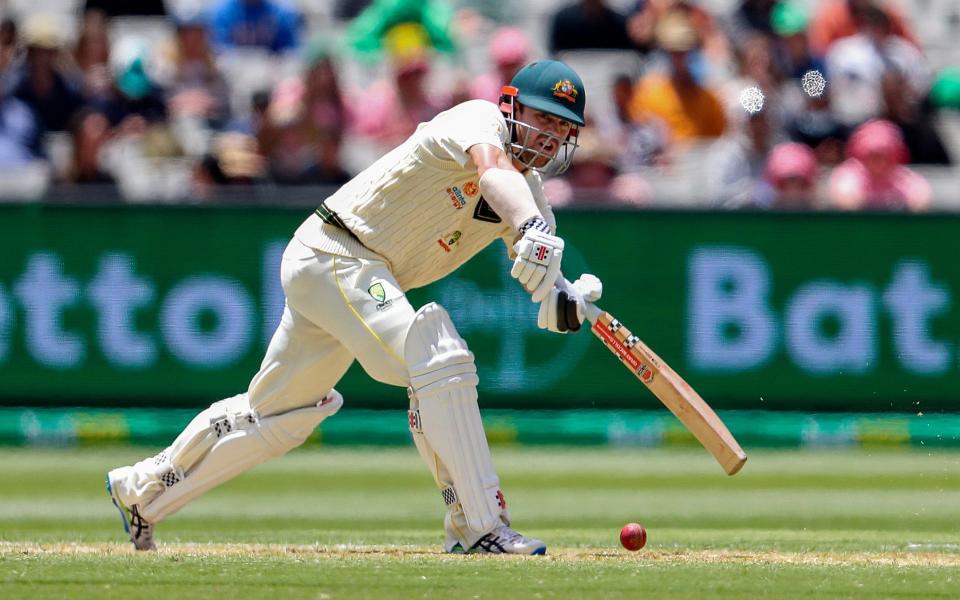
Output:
[582, 301, 602, 325]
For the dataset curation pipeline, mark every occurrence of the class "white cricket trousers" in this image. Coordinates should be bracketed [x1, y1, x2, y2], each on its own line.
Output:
[253, 236, 417, 417]
[114, 237, 421, 520]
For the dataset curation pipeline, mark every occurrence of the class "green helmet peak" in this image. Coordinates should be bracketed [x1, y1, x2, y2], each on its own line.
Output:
[508, 60, 586, 127]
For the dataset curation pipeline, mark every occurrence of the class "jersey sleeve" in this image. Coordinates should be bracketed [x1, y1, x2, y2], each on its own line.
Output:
[419, 100, 509, 167]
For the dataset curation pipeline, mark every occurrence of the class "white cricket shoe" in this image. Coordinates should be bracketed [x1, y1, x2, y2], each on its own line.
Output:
[106, 471, 156, 551]
[446, 525, 547, 555]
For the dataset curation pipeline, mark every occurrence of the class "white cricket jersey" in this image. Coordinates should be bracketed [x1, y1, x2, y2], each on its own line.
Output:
[295, 100, 556, 291]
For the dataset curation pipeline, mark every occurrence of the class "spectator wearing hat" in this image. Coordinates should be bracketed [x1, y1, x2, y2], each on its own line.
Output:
[763, 142, 819, 210]
[827, 119, 930, 211]
[825, 5, 930, 127]
[5, 14, 85, 133]
[300, 40, 349, 142]
[346, 0, 457, 59]
[209, 0, 303, 54]
[257, 38, 352, 186]
[770, 1, 824, 81]
[809, 0, 918, 57]
[548, 0, 635, 54]
[160, 13, 230, 127]
[95, 36, 167, 132]
[628, 11, 726, 143]
[627, 1, 730, 70]
[771, 2, 844, 167]
[470, 27, 530, 103]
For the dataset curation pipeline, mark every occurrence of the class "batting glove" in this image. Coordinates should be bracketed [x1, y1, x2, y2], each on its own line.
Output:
[511, 226, 564, 303]
[537, 274, 603, 333]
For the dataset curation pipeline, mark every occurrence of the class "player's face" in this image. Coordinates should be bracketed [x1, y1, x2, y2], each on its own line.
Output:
[515, 105, 574, 167]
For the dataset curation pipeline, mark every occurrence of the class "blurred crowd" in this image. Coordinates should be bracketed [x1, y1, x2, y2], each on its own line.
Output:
[0, 0, 957, 210]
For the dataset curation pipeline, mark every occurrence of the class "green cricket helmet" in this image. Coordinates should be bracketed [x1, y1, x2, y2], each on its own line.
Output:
[509, 59, 586, 126]
[500, 59, 586, 175]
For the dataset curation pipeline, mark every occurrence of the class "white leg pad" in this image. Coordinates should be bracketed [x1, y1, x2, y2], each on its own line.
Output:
[125, 390, 343, 522]
[408, 391, 509, 548]
[405, 303, 502, 535]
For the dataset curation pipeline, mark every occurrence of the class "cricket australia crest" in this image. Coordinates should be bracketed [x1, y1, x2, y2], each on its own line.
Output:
[552, 80, 578, 103]
[368, 281, 394, 311]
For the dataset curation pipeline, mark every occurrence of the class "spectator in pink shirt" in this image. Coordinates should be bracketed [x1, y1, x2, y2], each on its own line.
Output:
[352, 53, 450, 150]
[469, 27, 530, 103]
[827, 119, 931, 211]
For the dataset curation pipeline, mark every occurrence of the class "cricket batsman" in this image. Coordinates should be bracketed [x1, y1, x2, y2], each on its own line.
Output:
[107, 59, 602, 555]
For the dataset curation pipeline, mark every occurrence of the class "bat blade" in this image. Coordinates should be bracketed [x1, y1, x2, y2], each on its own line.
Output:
[589, 309, 747, 475]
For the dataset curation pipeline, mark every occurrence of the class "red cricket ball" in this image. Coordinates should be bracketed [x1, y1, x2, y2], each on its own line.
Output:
[619, 522, 647, 551]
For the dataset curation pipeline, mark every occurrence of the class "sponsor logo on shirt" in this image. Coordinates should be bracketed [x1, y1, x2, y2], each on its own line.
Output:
[463, 181, 479, 196]
[437, 230, 462, 253]
[447, 186, 468, 209]
[368, 280, 395, 311]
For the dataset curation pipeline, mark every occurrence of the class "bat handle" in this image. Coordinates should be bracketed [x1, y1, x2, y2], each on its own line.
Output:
[582, 301, 602, 325]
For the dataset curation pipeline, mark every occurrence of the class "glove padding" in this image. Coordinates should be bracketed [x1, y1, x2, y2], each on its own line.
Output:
[511, 229, 564, 303]
[538, 274, 603, 333]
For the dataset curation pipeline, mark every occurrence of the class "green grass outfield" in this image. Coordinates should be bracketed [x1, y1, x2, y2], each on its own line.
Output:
[2, 446, 959, 599]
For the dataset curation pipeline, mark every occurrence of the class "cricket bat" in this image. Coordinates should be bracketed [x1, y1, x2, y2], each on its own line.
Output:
[583, 302, 747, 475]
